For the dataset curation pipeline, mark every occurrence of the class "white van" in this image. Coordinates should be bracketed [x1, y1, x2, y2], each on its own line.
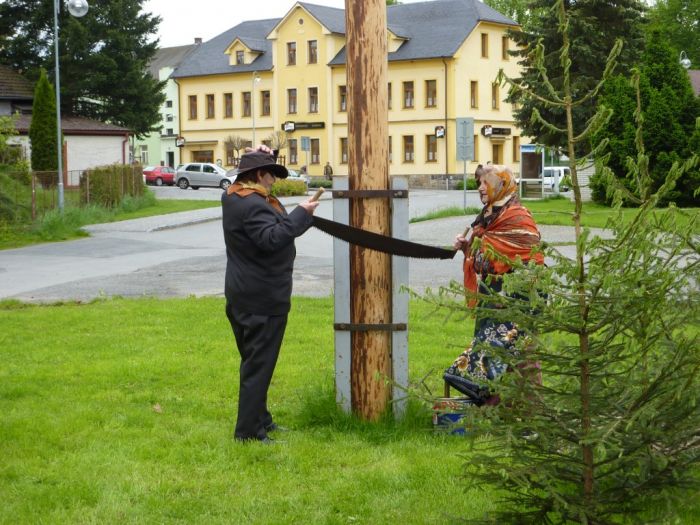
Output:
[542, 166, 571, 191]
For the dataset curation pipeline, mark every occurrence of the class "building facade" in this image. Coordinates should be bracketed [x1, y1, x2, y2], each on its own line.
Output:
[171, 0, 527, 181]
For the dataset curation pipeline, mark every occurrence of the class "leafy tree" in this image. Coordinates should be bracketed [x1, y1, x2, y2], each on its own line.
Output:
[506, 0, 647, 154]
[0, 114, 21, 165]
[483, 0, 537, 28]
[647, 0, 700, 67]
[592, 31, 700, 206]
[422, 1, 700, 522]
[29, 69, 58, 173]
[0, 0, 165, 138]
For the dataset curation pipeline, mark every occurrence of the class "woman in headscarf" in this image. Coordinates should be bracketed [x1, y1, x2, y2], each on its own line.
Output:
[444, 164, 544, 405]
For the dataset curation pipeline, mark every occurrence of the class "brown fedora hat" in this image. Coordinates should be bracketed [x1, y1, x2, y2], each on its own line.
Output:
[236, 151, 289, 179]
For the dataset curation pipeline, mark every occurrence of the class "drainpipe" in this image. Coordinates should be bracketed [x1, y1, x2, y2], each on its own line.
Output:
[122, 133, 129, 163]
[442, 58, 449, 178]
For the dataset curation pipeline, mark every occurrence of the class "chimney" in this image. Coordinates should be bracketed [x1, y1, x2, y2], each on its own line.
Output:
[194, 37, 202, 45]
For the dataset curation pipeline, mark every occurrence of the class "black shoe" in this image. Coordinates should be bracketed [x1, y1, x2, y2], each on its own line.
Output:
[235, 435, 276, 444]
[265, 422, 288, 433]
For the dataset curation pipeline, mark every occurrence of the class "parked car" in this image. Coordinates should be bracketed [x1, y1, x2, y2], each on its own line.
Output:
[143, 165, 176, 186]
[286, 168, 309, 190]
[176, 163, 232, 190]
[542, 166, 571, 191]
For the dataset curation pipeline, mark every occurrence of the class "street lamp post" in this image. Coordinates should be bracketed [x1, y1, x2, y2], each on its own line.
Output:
[251, 72, 260, 146]
[679, 51, 692, 70]
[53, 0, 89, 211]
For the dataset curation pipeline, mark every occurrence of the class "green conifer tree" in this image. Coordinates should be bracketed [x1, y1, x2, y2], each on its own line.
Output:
[29, 69, 58, 174]
[424, 2, 700, 522]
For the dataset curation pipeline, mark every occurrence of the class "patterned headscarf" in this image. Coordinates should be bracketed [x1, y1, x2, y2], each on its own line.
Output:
[480, 164, 517, 211]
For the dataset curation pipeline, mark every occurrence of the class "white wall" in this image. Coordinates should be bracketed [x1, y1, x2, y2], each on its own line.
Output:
[65, 135, 126, 185]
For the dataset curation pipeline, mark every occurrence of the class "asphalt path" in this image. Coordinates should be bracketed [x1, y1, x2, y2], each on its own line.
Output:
[0, 187, 597, 303]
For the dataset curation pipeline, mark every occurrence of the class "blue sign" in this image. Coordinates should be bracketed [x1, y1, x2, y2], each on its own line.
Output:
[301, 136, 311, 151]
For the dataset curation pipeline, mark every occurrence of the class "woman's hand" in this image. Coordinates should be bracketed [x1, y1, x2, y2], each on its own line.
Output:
[298, 199, 320, 215]
[453, 233, 466, 251]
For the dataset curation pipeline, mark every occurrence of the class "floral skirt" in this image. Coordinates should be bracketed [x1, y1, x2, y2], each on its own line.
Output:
[443, 318, 521, 404]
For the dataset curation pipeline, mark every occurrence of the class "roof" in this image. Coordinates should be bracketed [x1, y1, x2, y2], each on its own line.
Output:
[148, 44, 198, 78]
[172, 0, 518, 79]
[14, 114, 130, 135]
[172, 18, 280, 78]
[0, 65, 34, 101]
[689, 69, 700, 97]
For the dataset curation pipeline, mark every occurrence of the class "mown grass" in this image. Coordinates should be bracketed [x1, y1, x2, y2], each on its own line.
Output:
[0, 296, 496, 524]
[0, 193, 219, 250]
[410, 196, 700, 231]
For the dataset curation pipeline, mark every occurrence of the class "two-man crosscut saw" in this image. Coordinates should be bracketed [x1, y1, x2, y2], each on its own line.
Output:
[308, 187, 458, 260]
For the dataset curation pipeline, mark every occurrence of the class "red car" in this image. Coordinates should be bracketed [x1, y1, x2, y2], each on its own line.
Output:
[143, 166, 176, 186]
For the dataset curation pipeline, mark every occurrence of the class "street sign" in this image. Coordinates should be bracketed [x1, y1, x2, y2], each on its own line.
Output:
[435, 125, 445, 138]
[456, 117, 474, 161]
[175, 136, 185, 147]
[301, 136, 311, 151]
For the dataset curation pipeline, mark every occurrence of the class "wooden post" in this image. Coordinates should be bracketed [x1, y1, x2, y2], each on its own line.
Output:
[345, 0, 391, 420]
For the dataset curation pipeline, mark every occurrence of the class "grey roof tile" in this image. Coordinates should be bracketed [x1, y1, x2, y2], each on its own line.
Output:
[0, 64, 34, 100]
[148, 44, 198, 78]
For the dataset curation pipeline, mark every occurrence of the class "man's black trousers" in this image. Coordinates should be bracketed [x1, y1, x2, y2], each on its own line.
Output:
[226, 303, 288, 441]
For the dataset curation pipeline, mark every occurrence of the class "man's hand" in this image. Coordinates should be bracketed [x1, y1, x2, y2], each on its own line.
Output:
[298, 199, 320, 215]
[245, 144, 273, 154]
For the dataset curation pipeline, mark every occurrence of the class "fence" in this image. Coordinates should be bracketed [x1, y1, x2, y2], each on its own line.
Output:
[0, 165, 144, 223]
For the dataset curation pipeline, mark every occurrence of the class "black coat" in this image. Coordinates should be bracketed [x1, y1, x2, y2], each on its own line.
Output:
[222, 191, 313, 315]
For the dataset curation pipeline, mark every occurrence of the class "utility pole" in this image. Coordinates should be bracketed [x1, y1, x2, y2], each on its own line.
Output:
[345, 0, 391, 420]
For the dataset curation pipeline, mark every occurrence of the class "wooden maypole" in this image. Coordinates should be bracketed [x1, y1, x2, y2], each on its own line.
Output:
[345, 0, 391, 420]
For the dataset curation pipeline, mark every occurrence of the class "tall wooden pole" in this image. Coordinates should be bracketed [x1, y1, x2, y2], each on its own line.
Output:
[345, 0, 391, 420]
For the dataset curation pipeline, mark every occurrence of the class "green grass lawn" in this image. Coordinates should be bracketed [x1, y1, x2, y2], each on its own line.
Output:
[411, 197, 699, 231]
[0, 297, 496, 524]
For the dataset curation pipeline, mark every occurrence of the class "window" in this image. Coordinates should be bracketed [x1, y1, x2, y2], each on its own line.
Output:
[403, 135, 414, 162]
[473, 134, 479, 162]
[340, 137, 348, 164]
[311, 138, 320, 164]
[403, 81, 414, 108]
[188, 95, 197, 119]
[166, 114, 174, 122]
[308, 87, 319, 113]
[261, 91, 270, 116]
[492, 144, 503, 164]
[224, 93, 233, 118]
[339, 85, 347, 112]
[166, 128, 173, 136]
[388, 136, 392, 162]
[388, 82, 392, 109]
[226, 144, 235, 166]
[165, 100, 173, 108]
[287, 88, 297, 114]
[481, 33, 489, 58]
[236, 50, 244, 65]
[139, 145, 149, 165]
[470, 81, 478, 109]
[502, 35, 509, 60]
[242, 91, 251, 117]
[308, 40, 318, 64]
[425, 80, 437, 108]
[426, 135, 437, 162]
[287, 42, 296, 65]
[192, 150, 213, 163]
[289, 139, 298, 164]
[206, 94, 215, 118]
[512, 136, 520, 162]
[491, 82, 500, 110]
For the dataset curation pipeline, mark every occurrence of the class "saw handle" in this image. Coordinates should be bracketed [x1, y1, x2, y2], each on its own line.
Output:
[310, 187, 325, 202]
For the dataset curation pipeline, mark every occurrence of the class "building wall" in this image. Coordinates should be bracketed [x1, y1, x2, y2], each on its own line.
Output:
[176, 6, 529, 180]
[64, 135, 127, 185]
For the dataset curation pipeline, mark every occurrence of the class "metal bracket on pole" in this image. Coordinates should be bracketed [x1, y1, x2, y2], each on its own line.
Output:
[331, 189, 408, 199]
[334, 323, 407, 332]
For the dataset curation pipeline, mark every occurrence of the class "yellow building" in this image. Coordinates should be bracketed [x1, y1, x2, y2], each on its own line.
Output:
[172, 0, 525, 181]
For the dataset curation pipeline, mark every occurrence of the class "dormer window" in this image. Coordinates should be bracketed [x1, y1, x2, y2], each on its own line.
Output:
[236, 50, 244, 65]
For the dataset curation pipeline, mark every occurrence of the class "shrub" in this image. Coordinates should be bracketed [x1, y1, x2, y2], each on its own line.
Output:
[79, 164, 144, 208]
[271, 178, 306, 197]
[309, 179, 333, 189]
[455, 177, 478, 190]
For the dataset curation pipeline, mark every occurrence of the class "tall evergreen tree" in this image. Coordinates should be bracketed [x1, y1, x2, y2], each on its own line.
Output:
[29, 69, 58, 173]
[592, 31, 700, 206]
[506, 0, 647, 153]
[0, 0, 165, 138]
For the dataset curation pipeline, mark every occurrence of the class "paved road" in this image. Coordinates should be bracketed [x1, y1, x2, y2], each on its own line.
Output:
[0, 188, 599, 303]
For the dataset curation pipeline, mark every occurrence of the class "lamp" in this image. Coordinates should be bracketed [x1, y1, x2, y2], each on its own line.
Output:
[679, 51, 692, 70]
[251, 71, 261, 146]
[54, 0, 89, 211]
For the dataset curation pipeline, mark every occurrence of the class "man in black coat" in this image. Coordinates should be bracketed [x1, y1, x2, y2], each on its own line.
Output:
[222, 149, 319, 443]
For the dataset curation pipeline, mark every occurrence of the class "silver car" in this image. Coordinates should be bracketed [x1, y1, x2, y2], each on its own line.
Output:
[176, 162, 233, 190]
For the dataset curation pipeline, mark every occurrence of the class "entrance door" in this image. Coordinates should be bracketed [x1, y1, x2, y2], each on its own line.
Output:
[166, 151, 175, 168]
[491, 144, 503, 164]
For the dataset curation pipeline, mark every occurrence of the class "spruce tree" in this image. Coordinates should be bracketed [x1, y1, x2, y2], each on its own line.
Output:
[29, 69, 58, 174]
[506, 0, 646, 154]
[424, 1, 700, 522]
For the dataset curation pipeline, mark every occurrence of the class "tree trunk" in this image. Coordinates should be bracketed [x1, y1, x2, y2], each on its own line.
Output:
[345, 0, 392, 420]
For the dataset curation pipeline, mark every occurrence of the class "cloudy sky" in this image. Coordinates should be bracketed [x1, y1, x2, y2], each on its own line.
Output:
[142, 0, 422, 48]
